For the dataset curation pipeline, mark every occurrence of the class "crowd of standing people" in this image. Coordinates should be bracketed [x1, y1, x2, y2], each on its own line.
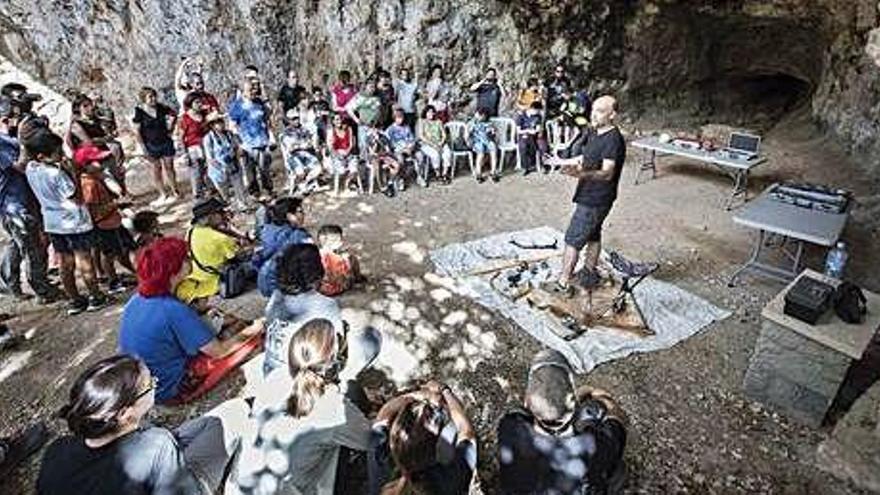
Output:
[0, 56, 632, 494]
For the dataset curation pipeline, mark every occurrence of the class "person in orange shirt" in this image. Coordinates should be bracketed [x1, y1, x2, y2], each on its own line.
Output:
[317, 224, 363, 296]
[75, 145, 136, 294]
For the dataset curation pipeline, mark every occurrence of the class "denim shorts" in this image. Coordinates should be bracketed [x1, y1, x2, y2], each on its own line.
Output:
[564, 204, 611, 250]
[472, 140, 496, 154]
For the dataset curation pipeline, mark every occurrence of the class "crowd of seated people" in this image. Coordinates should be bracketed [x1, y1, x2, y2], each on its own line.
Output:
[0, 57, 629, 494]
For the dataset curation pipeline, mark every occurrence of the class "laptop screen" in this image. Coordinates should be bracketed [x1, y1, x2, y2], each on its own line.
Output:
[728, 133, 761, 153]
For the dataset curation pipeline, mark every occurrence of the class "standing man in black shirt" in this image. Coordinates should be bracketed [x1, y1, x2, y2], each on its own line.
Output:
[276, 69, 308, 117]
[545, 96, 626, 294]
[470, 67, 506, 118]
[545, 63, 571, 118]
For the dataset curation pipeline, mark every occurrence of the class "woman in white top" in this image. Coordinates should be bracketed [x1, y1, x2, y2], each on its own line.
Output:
[237, 318, 382, 495]
[424, 65, 451, 122]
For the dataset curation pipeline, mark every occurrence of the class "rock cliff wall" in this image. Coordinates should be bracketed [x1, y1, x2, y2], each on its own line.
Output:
[0, 0, 878, 169]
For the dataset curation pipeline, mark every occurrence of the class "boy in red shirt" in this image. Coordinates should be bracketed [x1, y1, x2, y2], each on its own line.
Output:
[317, 224, 363, 296]
[74, 145, 136, 293]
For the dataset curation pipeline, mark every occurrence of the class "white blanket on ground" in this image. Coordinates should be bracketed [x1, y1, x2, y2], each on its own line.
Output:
[429, 226, 731, 372]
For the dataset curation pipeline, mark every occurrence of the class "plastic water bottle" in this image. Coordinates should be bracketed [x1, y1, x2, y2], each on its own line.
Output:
[825, 241, 848, 279]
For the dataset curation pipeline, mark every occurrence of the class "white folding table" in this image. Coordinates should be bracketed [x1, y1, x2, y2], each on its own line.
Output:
[631, 136, 767, 209]
[727, 186, 849, 286]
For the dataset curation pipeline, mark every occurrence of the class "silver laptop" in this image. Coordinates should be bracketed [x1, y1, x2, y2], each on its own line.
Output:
[725, 132, 761, 158]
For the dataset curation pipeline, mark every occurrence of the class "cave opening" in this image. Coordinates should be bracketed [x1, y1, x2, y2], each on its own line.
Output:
[699, 71, 814, 126]
[627, 11, 827, 130]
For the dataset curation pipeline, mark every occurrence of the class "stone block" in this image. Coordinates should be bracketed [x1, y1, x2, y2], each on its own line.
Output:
[743, 319, 851, 426]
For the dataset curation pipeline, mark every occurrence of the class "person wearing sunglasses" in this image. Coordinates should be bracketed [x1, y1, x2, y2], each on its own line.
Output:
[368, 380, 478, 495]
[237, 317, 381, 495]
[37, 354, 251, 494]
[497, 349, 628, 494]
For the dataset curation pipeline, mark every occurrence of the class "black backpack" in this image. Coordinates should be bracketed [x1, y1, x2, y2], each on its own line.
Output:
[833, 281, 867, 324]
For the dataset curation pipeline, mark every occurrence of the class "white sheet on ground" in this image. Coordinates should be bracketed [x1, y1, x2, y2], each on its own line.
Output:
[430, 226, 731, 373]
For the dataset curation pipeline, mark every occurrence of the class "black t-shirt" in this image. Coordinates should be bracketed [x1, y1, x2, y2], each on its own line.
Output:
[277, 84, 307, 113]
[572, 127, 626, 208]
[37, 427, 200, 495]
[475, 82, 502, 115]
[132, 104, 175, 147]
[497, 404, 626, 495]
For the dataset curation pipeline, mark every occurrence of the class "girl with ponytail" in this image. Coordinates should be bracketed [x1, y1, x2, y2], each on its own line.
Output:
[37, 354, 250, 494]
[238, 317, 382, 495]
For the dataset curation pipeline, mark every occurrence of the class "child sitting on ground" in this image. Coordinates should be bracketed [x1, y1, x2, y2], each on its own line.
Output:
[279, 110, 322, 195]
[317, 224, 362, 296]
[367, 127, 402, 197]
[74, 145, 137, 294]
[22, 129, 109, 315]
[203, 111, 248, 210]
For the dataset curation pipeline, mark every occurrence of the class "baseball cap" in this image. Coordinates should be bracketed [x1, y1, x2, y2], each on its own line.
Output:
[73, 144, 113, 168]
[191, 197, 228, 222]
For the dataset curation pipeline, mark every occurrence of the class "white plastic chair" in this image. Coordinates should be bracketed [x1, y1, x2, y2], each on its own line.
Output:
[491, 117, 517, 172]
[545, 118, 576, 163]
[444, 121, 475, 179]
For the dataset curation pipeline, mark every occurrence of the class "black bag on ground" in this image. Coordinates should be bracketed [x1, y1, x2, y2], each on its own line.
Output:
[187, 229, 253, 299]
[783, 276, 835, 324]
[833, 281, 868, 324]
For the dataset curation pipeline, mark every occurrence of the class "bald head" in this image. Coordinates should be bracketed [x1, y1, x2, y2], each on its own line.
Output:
[591, 95, 617, 128]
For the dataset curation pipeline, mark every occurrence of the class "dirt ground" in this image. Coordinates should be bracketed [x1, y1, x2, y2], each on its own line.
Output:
[0, 110, 878, 494]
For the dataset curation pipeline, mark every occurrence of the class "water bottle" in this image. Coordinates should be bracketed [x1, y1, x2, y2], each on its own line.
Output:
[824, 241, 848, 279]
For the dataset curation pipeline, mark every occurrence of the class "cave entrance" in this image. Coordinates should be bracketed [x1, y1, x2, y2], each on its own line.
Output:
[701, 72, 814, 126]
[628, 10, 827, 129]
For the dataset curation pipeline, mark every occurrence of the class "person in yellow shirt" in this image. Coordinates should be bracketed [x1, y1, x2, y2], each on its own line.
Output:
[176, 197, 249, 304]
[516, 77, 544, 112]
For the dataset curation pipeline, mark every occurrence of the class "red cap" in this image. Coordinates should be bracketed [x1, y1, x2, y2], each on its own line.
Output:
[73, 144, 112, 168]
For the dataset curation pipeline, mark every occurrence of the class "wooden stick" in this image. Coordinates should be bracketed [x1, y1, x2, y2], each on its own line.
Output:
[463, 250, 562, 277]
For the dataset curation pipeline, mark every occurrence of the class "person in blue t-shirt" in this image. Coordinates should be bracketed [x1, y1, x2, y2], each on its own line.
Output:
[253, 196, 313, 297]
[228, 79, 273, 197]
[118, 237, 264, 404]
[0, 96, 59, 303]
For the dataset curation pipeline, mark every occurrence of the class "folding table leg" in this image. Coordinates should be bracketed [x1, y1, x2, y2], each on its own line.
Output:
[635, 149, 657, 185]
[728, 229, 767, 287]
[725, 170, 749, 211]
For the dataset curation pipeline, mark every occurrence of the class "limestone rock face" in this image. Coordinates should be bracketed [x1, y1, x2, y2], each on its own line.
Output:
[0, 0, 878, 169]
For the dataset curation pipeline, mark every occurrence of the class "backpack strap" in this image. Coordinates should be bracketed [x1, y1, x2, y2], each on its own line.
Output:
[187, 228, 222, 276]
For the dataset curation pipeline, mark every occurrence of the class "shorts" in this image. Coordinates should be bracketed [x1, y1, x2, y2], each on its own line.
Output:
[48, 230, 95, 254]
[472, 140, 496, 154]
[95, 227, 136, 255]
[286, 151, 320, 173]
[328, 155, 359, 175]
[144, 140, 176, 159]
[564, 204, 611, 250]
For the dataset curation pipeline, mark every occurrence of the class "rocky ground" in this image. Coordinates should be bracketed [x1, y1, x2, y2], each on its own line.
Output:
[0, 110, 878, 494]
